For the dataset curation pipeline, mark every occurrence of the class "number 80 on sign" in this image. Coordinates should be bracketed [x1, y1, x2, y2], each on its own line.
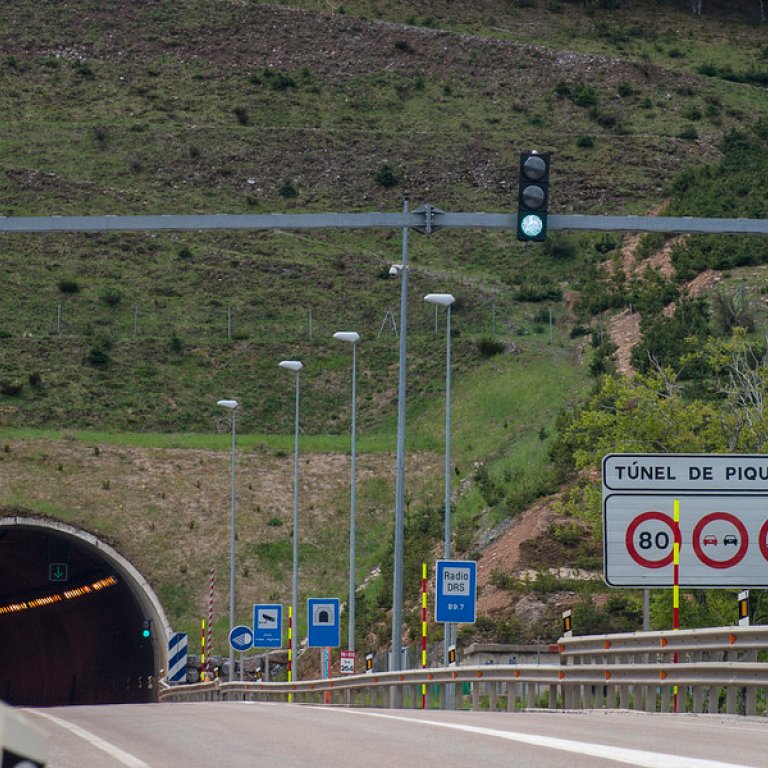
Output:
[625, 511, 681, 569]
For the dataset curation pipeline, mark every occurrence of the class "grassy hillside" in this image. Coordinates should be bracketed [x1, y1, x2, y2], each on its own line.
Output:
[1, 0, 767, 649]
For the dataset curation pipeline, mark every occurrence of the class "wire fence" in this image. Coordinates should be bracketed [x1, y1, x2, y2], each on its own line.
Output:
[1, 298, 565, 346]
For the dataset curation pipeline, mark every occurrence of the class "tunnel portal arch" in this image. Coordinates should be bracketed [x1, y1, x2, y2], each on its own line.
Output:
[0, 515, 172, 706]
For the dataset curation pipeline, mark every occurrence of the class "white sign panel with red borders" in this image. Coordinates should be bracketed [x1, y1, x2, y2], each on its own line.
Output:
[603, 454, 768, 588]
[603, 493, 768, 586]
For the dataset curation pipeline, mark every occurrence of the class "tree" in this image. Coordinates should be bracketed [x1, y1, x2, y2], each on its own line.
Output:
[700, 330, 768, 451]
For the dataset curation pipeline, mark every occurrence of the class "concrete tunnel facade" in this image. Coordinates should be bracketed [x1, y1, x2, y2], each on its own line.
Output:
[0, 515, 171, 706]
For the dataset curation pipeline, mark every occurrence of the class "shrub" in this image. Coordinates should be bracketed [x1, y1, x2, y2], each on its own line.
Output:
[73, 60, 95, 79]
[374, 163, 400, 188]
[0, 381, 23, 396]
[85, 340, 112, 367]
[278, 180, 299, 198]
[543, 236, 576, 260]
[594, 234, 617, 254]
[677, 125, 698, 141]
[265, 70, 296, 91]
[100, 289, 123, 307]
[575, 135, 594, 148]
[476, 337, 505, 357]
[514, 281, 563, 302]
[571, 82, 597, 108]
[57, 279, 80, 294]
[233, 106, 249, 125]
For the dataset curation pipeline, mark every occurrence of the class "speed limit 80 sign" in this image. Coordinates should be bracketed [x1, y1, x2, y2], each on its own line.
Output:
[603, 454, 768, 587]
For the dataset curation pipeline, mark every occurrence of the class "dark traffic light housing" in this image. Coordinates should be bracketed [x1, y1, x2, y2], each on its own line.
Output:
[142, 618, 152, 639]
[517, 151, 550, 242]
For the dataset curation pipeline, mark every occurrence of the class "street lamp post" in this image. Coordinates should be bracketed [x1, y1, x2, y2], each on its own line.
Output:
[424, 293, 455, 667]
[217, 398, 238, 682]
[279, 360, 303, 683]
[333, 331, 360, 653]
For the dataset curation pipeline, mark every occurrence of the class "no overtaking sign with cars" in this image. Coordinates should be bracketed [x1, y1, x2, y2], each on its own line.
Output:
[603, 454, 768, 587]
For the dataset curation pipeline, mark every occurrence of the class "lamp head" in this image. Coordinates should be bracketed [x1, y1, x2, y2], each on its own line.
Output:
[388, 264, 404, 277]
[278, 360, 303, 373]
[217, 399, 238, 409]
[424, 293, 455, 307]
[333, 331, 360, 344]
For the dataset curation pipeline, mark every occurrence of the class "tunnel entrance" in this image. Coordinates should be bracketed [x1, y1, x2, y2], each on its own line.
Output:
[0, 517, 169, 706]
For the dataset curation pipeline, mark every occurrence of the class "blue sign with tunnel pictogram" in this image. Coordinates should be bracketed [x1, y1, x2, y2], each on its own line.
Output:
[307, 597, 340, 648]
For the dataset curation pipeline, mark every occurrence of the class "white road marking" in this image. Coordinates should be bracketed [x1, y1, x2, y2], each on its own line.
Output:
[332, 709, 758, 768]
[26, 710, 151, 768]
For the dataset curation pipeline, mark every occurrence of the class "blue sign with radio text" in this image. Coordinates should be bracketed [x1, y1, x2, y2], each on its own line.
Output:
[435, 559, 477, 624]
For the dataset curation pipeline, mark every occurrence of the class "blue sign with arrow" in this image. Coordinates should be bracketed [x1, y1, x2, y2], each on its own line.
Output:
[229, 624, 254, 652]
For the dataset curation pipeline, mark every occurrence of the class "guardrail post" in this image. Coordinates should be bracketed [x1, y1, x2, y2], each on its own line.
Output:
[488, 680, 498, 711]
[549, 683, 558, 710]
[507, 682, 517, 711]
[708, 684, 719, 714]
[471, 679, 481, 711]
[745, 649, 758, 716]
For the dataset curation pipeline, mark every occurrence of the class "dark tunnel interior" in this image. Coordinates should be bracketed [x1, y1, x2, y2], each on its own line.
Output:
[0, 526, 156, 706]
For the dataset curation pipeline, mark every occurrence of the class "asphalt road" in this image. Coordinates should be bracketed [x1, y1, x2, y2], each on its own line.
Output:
[22, 703, 768, 768]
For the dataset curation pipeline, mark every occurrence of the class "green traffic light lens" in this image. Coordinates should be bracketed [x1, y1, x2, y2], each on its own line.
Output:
[520, 214, 544, 239]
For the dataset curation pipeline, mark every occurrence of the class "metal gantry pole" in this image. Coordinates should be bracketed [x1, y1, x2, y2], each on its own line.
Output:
[391, 196, 410, 676]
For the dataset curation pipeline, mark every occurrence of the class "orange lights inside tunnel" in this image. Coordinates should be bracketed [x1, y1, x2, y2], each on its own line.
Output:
[0, 575, 118, 615]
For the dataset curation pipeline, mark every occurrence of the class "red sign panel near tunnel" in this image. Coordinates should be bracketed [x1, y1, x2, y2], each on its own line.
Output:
[603, 454, 768, 587]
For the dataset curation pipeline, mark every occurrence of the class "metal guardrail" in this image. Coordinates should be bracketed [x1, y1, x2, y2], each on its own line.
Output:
[159, 625, 768, 716]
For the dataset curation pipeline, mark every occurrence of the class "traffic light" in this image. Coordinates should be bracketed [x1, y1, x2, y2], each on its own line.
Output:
[142, 618, 152, 639]
[517, 151, 550, 242]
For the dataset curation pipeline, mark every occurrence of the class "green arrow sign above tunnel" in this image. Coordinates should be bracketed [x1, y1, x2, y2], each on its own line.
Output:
[48, 563, 68, 582]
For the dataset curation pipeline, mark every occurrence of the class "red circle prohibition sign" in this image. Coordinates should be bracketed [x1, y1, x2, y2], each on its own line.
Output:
[625, 511, 680, 569]
[692, 512, 749, 569]
[758, 519, 768, 563]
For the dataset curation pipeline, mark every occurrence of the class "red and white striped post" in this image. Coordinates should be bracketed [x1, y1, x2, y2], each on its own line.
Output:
[672, 499, 680, 713]
[287, 605, 293, 702]
[200, 618, 206, 681]
[421, 562, 427, 710]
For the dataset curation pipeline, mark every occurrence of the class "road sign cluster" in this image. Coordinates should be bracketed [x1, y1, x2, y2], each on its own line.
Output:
[603, 454, 768, 587]
[227, 563, 478, 654]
